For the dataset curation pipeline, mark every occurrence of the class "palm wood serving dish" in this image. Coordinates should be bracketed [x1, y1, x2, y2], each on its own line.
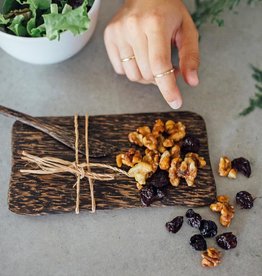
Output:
[7, 111, 216, 215]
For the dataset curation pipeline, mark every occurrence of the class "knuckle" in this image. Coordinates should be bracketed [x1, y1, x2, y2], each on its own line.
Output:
[104, 23, 118, 39]
[125, 14, 140, 28]
[146, 11, 164, 28]
[115, 67, 125, 75]
[127, 72, 141, 82]
[143, 74, 154, 82]
[151, 55, 171, 72]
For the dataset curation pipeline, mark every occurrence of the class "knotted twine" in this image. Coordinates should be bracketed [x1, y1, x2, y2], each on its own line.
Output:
[20, 114, 130, 213]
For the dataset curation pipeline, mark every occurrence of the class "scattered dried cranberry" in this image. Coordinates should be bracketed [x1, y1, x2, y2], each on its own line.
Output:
[236, 191, 254, 209]
[166, 216, 184, 233]
[181, 136, 200, 154]
[149, 169, 170, 188]
[216, 232, 237, 250]
[156, 187, 166, 200]
[140, 185, 166, 206]
[199, 220, 217, 238]
[190, 234, 207, 251]
[232, 157, 251, 177]
[185, 209, 202, 228]
[140, 185, 155, 206]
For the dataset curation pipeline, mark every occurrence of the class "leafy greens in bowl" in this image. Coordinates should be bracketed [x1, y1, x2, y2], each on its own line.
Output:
[0, 0, 94, 40]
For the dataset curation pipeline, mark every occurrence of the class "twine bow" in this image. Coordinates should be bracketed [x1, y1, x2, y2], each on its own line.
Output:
[20, 114, 129, 213]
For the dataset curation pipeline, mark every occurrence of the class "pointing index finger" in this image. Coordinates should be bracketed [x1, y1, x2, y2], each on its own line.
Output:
[147, 31, 182, 109]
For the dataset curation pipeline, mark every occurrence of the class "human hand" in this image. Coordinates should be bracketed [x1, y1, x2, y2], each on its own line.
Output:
[104, 0, 200, 109]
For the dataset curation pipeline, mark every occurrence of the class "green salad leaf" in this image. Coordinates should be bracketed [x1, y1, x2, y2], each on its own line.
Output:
[0, 0, 92, 39]
[43, 0, 90, 40]
[0, 14, 10, 25]
[8, 14, 28, 36]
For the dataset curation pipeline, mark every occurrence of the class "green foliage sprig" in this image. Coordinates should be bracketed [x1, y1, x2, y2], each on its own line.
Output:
[240, 65, 262, 116]
[192, 0, 262, 28]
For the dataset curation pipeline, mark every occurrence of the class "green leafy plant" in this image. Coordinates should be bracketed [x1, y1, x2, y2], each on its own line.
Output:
[240, 65, 262, 116]
[192, 0, 262, 28]
[0, 0, 93, 39]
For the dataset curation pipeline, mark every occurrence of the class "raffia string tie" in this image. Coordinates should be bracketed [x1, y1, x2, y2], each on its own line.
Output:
[20, 114, 130, 214]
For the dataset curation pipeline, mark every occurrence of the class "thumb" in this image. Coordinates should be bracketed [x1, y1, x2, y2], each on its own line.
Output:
[176, 17, 200, 87]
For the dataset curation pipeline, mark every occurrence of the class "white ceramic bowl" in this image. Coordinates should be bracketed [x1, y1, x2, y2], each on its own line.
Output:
[0, 0, 101, 64]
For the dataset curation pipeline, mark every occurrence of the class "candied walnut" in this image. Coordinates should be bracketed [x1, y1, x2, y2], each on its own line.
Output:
[210, 195, 235, 227]
[228, 168, 237, 179]
[116, 154, 123, 168]
[157, 135, 166, 153]
[142, 134, 158, 151]
[177, 157, 197, 186]
[217, 195, 229, 203]
[143, 149, 160, 173]
[116, 148, 142, 168]
[137, 126, 151, 136]
[136, 182, 144, 190]
[128, 162, 153, 185]
[128, 131, 143, 147]
[185, 153, 206, 168]
[165, 120, 186, 142]
[152, 119, 165, 137]
[218, 156, 231, 177]
[168, 157, 181, 186]
[159, 150, 171, 171]
[170, 144, 180, 158]
[201, 248, 222, 268]
[163, 138, 174, 148]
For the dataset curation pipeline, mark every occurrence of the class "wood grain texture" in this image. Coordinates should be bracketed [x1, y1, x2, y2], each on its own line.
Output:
[0, 105, 114, 157]
[9, 112, 216, 215]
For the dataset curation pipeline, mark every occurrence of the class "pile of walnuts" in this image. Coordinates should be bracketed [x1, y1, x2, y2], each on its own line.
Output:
[116, 119, 206, 189]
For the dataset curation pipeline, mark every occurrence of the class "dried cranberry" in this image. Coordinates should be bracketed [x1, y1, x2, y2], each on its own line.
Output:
[155, 188, 166, 200]
[216, 232, 237, 250]
[181, 136, 200, 154]
[140, 186, 155, 206]
[232, 157, 251, 177]
[190, 234, 207, 251]
[149, 169, 170, 188]
[185, 209, 202, 228]
[166, 216, 184, 233]
[199, 220, 217, 238]
[140, 185, 166, 206]
[236, 191, 254, 209]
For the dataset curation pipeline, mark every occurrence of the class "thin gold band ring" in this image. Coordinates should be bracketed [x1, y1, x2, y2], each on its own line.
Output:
[121, 55, 136, 63]
[153, 67, 176, 79]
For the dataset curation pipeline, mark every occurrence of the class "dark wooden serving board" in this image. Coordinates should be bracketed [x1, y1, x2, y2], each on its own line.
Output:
[9, 112, 216, 215]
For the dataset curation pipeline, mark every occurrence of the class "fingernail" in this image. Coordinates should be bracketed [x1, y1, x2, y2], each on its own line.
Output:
[188, 70, 199, 86]
[169, 100, 182, 110]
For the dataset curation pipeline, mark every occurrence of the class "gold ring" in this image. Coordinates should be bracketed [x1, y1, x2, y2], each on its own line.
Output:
[121, 55, 135, 63]
[153, 67, 175, 79]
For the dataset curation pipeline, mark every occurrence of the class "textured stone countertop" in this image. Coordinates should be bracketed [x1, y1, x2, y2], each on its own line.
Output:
[0, 1, 261, 275]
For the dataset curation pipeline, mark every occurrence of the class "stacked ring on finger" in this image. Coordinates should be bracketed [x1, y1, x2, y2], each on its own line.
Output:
[153, 67, 176, 79]
[121, 55, 136, 63]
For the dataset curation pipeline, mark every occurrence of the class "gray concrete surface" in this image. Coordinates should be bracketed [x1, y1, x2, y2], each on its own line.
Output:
[0, 1, 262, 276]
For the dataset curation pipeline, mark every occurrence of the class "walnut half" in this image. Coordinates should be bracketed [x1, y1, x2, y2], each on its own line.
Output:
[210, 195, 235, 227]
[201, 248, 222, 268]
[128, 162, 153, 185]
[218, 156, 231, 177]
[177, 157, 197, 186]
